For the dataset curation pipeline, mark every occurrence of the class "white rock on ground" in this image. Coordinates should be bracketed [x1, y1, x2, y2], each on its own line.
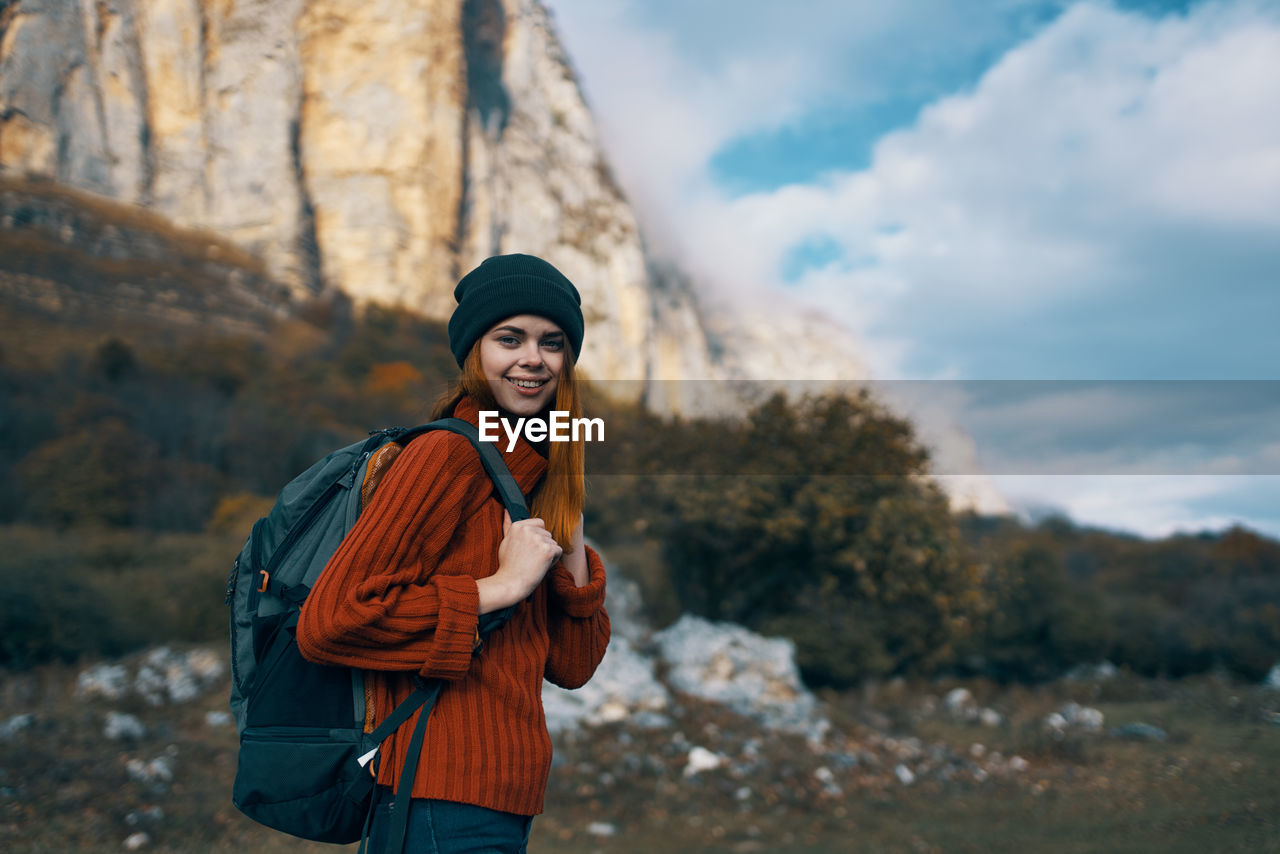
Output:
[652, 614, 829, 742]
[1046, 702, 1105, 732]
[77, 664, 129, 701]
[123, 832, 151, 850]
[126, 756, 174, 787]
[1061, 702, 1105, 731]
[944, 687, 975, 716]
[683, 746, 725, 777]
[204, 711, 232, 728]
[104, 712, 145, 740]
[135, 648, 225, 705]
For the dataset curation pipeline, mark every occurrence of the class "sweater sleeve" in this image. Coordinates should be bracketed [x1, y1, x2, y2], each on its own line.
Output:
[296, 432, 488, 681]
[543, 543, 611, 689]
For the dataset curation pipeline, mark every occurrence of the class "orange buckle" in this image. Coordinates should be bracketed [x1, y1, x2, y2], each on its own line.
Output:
[257, 570, 270, 594]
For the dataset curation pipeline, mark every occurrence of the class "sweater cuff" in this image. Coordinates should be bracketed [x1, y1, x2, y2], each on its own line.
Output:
[417, 574, 481, 681]
[548, 544, 607, 619]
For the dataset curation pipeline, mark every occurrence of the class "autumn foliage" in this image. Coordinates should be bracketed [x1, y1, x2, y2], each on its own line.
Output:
[1, 303, 1277, 682]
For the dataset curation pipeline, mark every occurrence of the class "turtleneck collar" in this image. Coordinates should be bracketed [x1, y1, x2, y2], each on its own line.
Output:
[450, 395, 548, 498]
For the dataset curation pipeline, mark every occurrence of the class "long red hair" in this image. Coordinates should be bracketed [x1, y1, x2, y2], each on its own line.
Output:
[430, 343, 586, 549]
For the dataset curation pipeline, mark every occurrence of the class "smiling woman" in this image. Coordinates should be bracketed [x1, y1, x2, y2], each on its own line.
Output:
[296, 254, 609, 854]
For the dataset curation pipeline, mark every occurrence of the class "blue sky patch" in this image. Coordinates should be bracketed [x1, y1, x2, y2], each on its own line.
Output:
[779, 235, 845, 283]
[709, 100, 924, 195]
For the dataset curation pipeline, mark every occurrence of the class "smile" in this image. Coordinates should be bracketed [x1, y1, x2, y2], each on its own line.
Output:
[506, 377, 549, 390]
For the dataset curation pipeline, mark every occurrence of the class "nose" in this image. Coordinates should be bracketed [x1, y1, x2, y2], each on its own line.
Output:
[517, 340, 543, 368]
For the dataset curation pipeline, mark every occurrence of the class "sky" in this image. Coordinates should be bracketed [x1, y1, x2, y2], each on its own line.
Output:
[544, 0, 1280, 539]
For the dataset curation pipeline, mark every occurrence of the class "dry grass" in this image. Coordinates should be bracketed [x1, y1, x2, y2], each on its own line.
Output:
[2, 653, 1276, 853]
[0, 175, 268, 277]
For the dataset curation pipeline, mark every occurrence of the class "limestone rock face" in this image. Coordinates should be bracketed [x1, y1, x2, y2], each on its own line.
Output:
[1, 0, 315, 287]
[0, 0, 732, 393]
[295, 0, 464, 310]
[0, 0, 1010, 513]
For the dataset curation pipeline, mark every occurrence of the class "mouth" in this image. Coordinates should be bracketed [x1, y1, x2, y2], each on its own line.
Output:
[505, 376, 550, 394]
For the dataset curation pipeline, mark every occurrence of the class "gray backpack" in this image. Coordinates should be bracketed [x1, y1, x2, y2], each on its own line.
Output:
[225, 419, 525, 850]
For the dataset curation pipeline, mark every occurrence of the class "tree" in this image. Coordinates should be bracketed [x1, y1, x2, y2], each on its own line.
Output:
[660, 392, 985, 686]
[971, 542, 1110, 681]
[17, 418, 160, 527]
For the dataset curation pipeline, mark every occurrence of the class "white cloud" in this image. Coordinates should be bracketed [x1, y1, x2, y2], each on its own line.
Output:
[990, 474, 1280, 539]
[552, 1, 1280, 378]
[783, 4, 1278, 375]
[547, 0, 1066, 255]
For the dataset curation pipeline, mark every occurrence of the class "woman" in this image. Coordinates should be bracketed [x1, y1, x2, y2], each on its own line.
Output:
[297, 254, 611, 853]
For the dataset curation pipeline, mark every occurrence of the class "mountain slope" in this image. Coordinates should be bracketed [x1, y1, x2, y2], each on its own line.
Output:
[0, 0, 747, 393]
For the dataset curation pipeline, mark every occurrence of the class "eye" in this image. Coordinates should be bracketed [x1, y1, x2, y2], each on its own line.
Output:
[541, 337, 564, 351]
[496, 335, 520, 347]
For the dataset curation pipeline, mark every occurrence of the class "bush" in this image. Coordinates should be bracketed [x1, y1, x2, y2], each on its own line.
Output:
[967, 542, 1111, 681]
[17, 418, 161, 526]
[659, 393, 985, 686]
[0, 525, 238, 668]
[0, 541, 130, 667]
[958, 515, 1280, 681]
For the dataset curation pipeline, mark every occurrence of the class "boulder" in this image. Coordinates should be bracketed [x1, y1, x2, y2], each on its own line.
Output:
[652, 614, 828, 742]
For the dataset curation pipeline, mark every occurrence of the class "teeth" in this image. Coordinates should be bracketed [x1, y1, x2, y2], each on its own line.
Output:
[509, 378, 545, 389]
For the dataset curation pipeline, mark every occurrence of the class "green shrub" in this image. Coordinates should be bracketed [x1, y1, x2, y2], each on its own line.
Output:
[0, 525, 238, 668]
[967, 542, 1111, 681]
[659, 393, 985, 686]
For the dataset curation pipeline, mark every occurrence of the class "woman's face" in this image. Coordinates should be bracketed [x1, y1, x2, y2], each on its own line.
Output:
[478, 314, 566, 417]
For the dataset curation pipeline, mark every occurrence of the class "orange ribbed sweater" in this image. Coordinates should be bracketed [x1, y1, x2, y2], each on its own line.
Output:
[296, 396, 610, 816]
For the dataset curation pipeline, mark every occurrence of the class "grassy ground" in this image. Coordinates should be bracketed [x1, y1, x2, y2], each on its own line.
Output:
[2, 650, 1276, 853]
[532, 675, 1280, 853]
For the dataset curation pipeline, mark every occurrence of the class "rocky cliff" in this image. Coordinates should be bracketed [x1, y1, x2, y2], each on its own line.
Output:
[0, 0, 1012, 511]
[0, 0, 750, 393]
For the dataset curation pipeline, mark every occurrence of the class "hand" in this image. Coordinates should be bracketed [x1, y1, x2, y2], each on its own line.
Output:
[482, 511, 563, 611]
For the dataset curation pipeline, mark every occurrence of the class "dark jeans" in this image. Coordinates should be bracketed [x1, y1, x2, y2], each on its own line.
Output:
[367, 789, 533, 854]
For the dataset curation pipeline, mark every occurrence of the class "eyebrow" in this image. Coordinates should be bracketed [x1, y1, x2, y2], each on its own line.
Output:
[492, 326, 564, 339]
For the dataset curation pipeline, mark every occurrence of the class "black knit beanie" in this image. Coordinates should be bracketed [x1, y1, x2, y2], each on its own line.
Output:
[447, 254, 584, 367]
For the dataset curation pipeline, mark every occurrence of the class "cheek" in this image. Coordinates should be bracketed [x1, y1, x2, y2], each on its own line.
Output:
[478, 344, 507, 381]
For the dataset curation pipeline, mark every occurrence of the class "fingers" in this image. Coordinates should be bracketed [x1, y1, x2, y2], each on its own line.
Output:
[503, 509, 511, 536]
[506, 514, 547, 535]
[503, 516, 555, 551]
